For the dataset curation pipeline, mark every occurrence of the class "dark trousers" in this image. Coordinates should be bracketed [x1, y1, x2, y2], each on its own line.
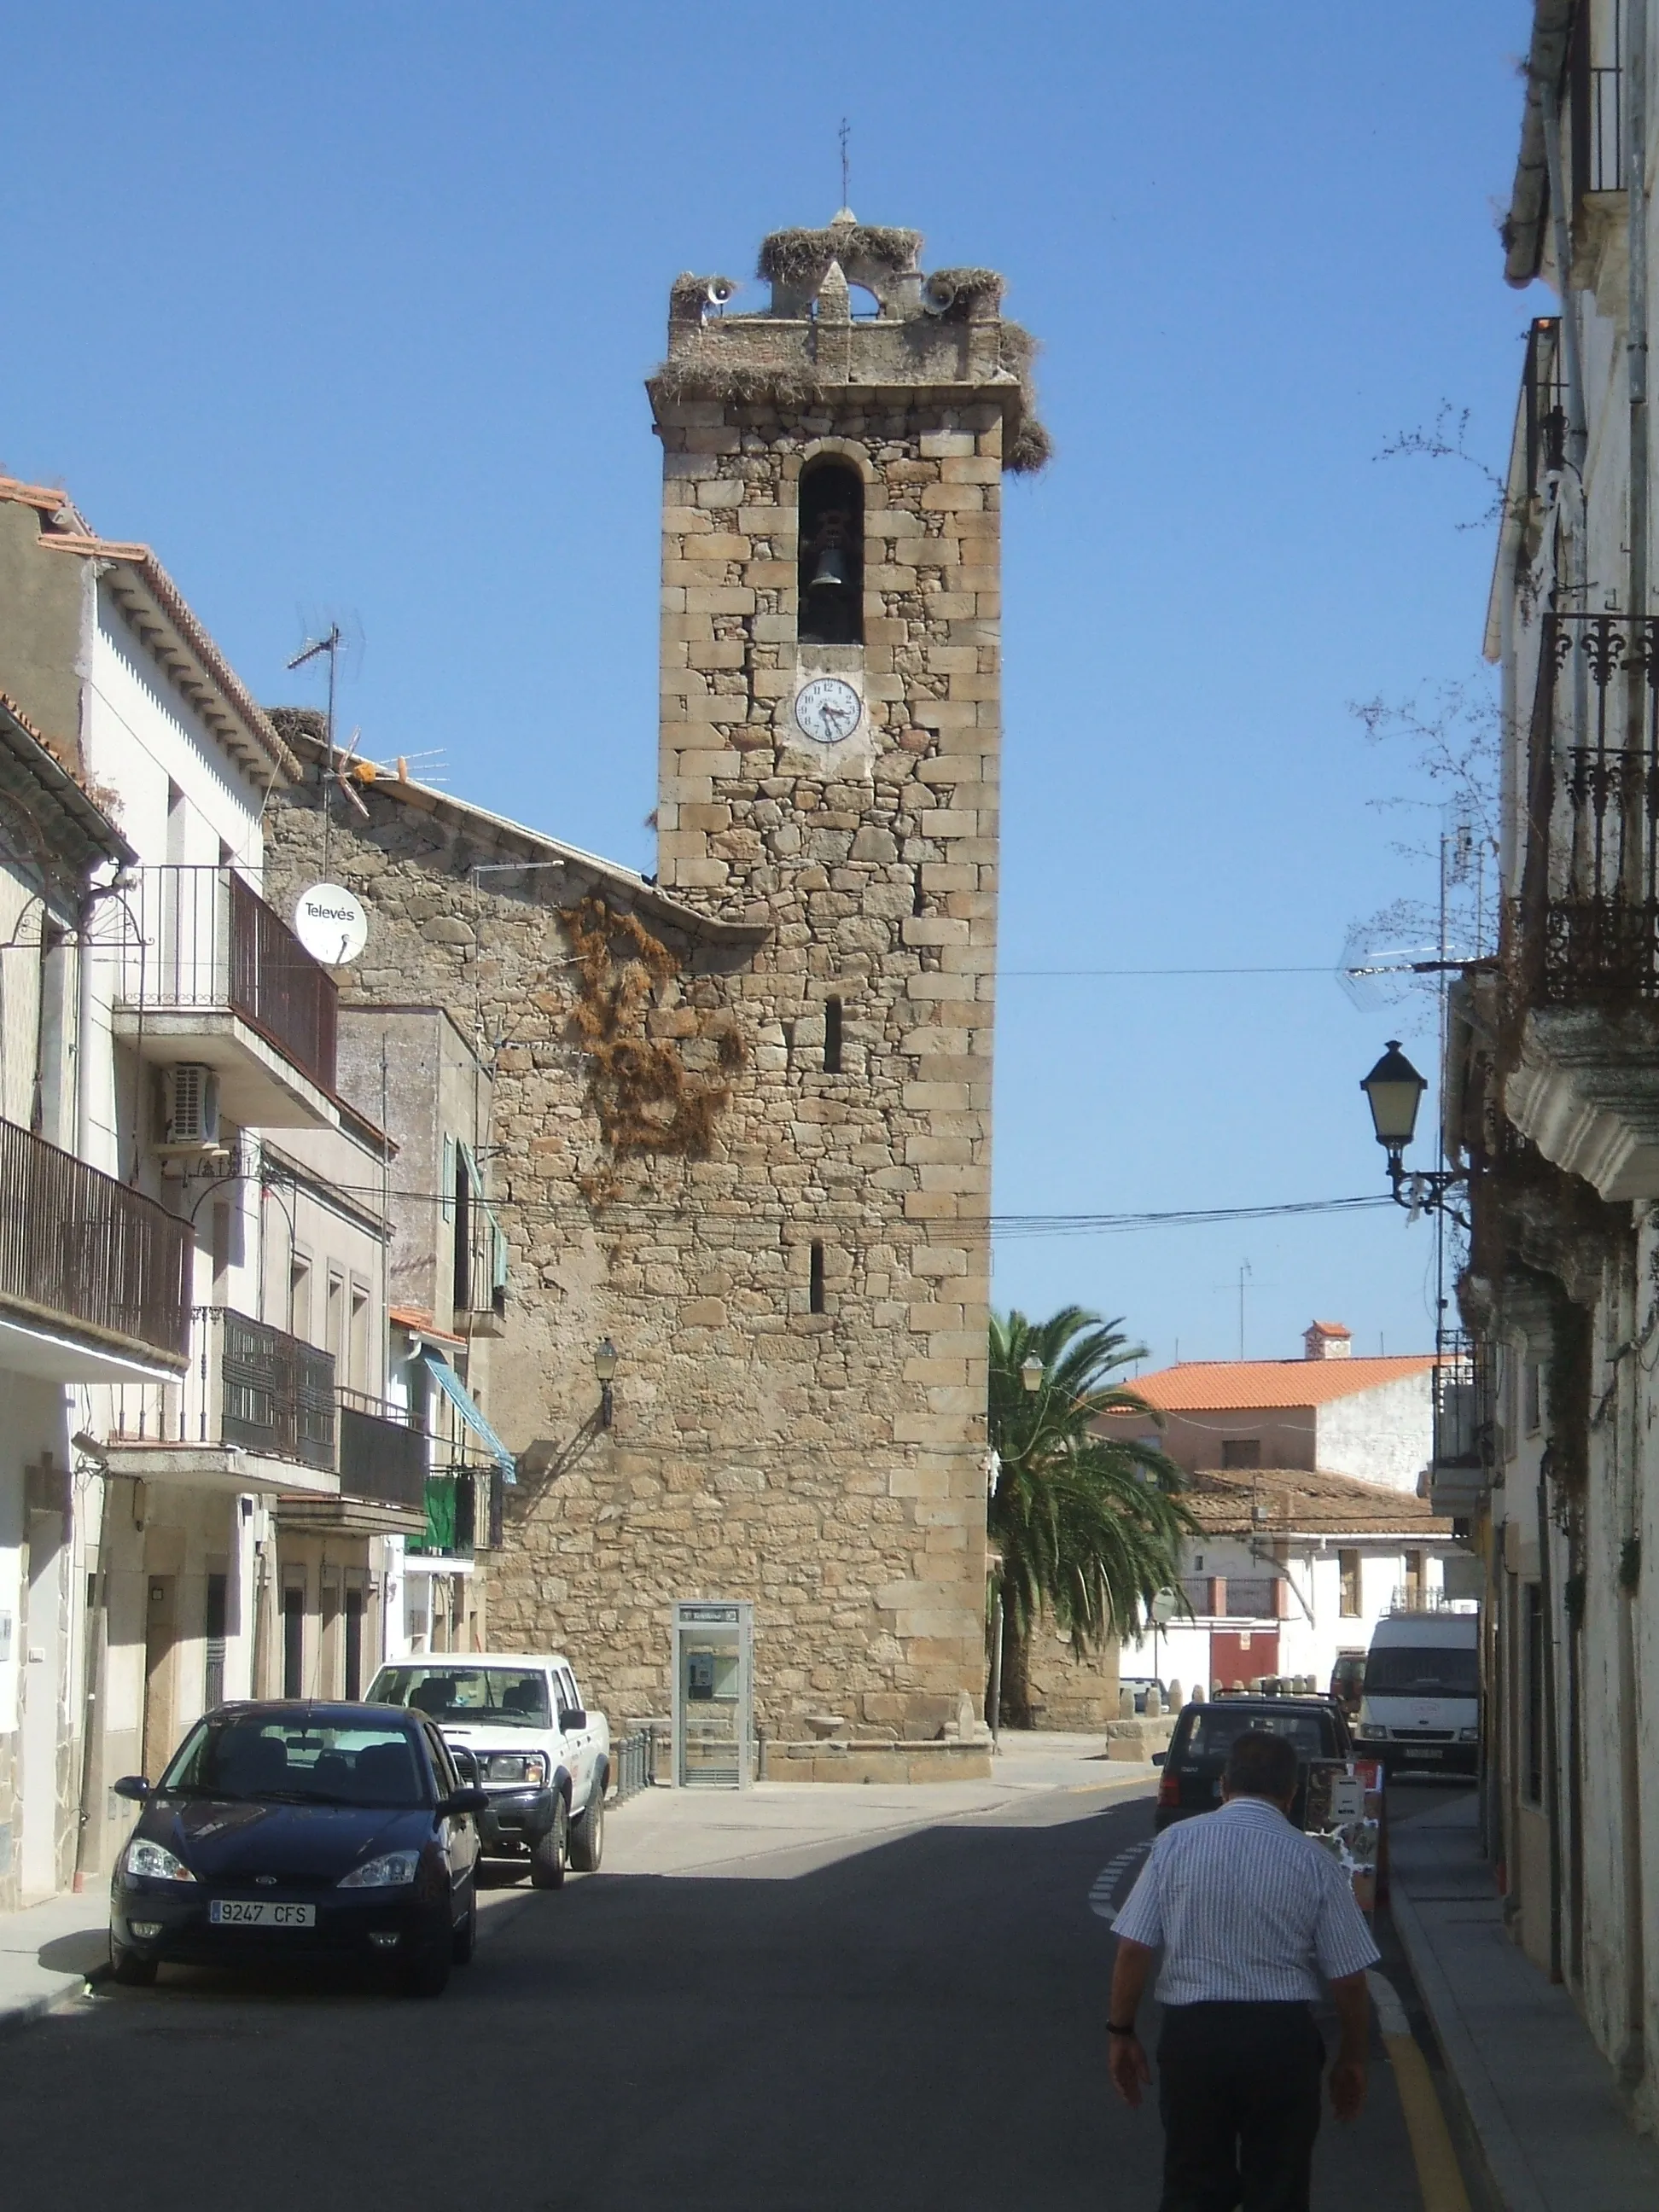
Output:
[1155, 2001, 1325, 2212]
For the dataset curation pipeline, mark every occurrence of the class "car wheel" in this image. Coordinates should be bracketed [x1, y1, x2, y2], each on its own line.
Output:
[109, 1941, 157, 1988]
[569, 1784, 604, 1873]
[530, 1796, 569, 1890]
[400, 1941, 452, 1999]
[452, 1883, 477, 1965]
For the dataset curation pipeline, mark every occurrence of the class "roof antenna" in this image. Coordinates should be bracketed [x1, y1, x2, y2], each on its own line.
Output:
[837, 117, 853, 220]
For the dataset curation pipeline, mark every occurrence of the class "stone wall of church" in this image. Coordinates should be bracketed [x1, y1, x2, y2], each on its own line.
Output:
[261, 375, 1007, 1755]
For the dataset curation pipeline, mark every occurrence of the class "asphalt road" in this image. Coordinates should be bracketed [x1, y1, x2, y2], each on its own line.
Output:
[2, 1786, 1433, 2212]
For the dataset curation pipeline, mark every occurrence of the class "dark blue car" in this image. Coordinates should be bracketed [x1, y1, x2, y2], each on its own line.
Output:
[108, 1702, 486, 1998]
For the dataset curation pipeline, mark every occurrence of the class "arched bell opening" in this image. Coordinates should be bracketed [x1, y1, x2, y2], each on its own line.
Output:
[797, 458, 864, 647]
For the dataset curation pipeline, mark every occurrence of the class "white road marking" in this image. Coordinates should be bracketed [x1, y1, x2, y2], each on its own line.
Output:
[1088, 1840, 1151, 1924]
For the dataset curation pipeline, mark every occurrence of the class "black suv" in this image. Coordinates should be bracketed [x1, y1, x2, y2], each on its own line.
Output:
[1155, 1697, 1354, 1831]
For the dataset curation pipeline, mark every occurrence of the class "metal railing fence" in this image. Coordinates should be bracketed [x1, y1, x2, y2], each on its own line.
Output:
[0, 1116, 191, 1362]
[110, 1305, 335, 1471]
[338, 1390, 428, 1510]
[118, 864, 338, 1094]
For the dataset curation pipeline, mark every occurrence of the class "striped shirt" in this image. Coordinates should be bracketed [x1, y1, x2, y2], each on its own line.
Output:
[1112, 1796, 1379, 2006]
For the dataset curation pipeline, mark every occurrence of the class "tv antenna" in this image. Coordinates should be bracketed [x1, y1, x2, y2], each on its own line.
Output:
[288, 618, 363, 878]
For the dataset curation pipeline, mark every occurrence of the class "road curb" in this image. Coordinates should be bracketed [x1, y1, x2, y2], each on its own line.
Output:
[1368, 1970, 1471, 2212]
[0, 1965, 104, 2043]
[1389, 1879, 1545, 2212]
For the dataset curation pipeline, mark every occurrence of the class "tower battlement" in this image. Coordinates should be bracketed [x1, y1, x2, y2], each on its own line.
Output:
[653, 213, 1048, 473]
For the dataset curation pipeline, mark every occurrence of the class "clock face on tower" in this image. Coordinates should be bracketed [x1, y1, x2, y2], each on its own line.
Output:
[793, 676, 863, 746]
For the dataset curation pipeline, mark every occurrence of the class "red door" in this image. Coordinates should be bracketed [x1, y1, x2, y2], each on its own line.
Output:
[1208, 1629, 1279, 1692]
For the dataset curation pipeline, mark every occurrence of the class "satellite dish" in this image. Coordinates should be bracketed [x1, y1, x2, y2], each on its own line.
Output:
[293, 882, 369, 966]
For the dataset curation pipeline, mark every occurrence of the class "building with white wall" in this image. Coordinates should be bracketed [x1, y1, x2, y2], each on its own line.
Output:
[0, 476, 428, 1901]
[1107, 1324, 1462, 1698]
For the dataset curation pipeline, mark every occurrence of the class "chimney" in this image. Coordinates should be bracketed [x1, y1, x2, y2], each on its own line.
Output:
[1304, 1320, 1352, 1361]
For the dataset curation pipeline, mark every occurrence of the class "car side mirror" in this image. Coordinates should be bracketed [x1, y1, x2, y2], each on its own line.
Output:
[112, 1775, 151, 1802]
[445, 1787, 489, 1817]
[1150, 1751, 1167, 1767]
[560, 1708, 586, 1732]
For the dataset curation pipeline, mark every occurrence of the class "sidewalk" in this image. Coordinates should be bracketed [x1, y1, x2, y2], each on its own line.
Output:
[1388, 1792, 1659, 2211]
[0, 1888, 109, 2036]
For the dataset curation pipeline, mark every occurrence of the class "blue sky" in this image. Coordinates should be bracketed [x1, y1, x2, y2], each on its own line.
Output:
[3, 3, 1540, 1368]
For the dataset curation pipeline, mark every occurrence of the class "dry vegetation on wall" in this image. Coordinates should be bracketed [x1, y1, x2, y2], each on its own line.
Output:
[561, 895, 742, 1160]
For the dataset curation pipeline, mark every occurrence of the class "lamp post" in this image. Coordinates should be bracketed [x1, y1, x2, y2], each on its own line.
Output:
[1360, 1040, 1466, 1219]
[594, 1338, 618, 1430]
[1019, 1352, 1043, 1395]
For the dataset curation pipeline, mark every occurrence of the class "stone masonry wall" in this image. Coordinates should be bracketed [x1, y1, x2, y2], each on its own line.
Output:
[262, 288, 1014, 1750]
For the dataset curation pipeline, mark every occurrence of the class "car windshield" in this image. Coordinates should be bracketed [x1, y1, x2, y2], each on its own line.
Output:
[160, 1716, 432, 1807]
[1365, 1646, 1479, 1697]
[1181, 1709, 1335, 1761]
[368, 1665, 552, 1729]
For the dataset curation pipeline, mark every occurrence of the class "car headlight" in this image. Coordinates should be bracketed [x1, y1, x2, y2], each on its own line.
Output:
[1356, 1725, 1385, 1740]
[1458, 1726, 1479, 1743]
[483, 1753, 548, 1787]
[122, 1838, 195, 1884]
[338, 1849, 422, 1889]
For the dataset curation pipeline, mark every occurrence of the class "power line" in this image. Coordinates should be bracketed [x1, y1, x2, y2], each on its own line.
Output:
[989, 1196, 1395, 1240]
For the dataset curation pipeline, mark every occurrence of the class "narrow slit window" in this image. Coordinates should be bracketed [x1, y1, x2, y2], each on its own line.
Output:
[824, 997, 843, 1074]
[797, 459, 864, 645]
[912, 864, 927, 917]
[809, 1241, 826, 1315]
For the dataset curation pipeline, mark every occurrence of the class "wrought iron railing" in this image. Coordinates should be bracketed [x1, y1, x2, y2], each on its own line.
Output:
[338, 1390, 427, 1511]
[0, 1117, 191, 1363]
[1431, 1333, 1493, 1475]
[1513, 612, 1659, 1003]
[1570, 2, 1623, 200]
[117, 864, 338, 1094]
[110, 1305, 335, 1471]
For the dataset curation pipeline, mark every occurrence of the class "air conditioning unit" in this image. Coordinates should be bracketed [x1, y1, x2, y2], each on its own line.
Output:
[157, 1062, 221, 1153]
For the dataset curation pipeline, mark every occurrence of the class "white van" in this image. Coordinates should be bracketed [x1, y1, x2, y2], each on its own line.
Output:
[1355, 1610, 1480, 1777]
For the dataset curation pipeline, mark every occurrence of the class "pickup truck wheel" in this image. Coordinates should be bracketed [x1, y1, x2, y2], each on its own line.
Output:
[569, 1784, 604, 1873]
[530, 1796, 568, 1890]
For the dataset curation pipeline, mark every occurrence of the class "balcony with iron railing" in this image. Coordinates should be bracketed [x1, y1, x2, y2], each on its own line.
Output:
[104, 1305, 339, 1495]
[0, 1116, 192, 1376]
[112, 865, 340, 1129]
[1503, 610, 1659, 1197]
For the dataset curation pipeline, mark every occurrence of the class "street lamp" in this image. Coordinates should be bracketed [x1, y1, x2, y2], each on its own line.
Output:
[594, 1338, 618, 1429]
[1359, 1040, 1465, 1217]
[1019, 1352, 1044, 1395]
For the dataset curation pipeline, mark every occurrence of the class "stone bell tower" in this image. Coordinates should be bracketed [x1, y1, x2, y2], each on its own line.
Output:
[645, 215, 1045, 1755]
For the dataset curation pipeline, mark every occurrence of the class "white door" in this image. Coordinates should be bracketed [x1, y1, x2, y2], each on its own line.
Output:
[20, 1511, 64, 1901]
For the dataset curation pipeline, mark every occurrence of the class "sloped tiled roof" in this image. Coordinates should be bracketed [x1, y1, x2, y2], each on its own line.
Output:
[1183, 1464, 1451, 1538]
[1122, 1354, 1436, 1412]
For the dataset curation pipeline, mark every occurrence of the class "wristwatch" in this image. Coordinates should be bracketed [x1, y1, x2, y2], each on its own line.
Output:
[1108, 2021, 1138, 2037]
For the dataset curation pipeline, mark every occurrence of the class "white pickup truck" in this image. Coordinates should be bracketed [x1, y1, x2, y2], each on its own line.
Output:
[366, 1654, 609, 1888]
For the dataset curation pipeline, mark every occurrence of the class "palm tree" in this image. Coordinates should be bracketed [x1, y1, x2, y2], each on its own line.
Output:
[987, 1306, 1196, 1728]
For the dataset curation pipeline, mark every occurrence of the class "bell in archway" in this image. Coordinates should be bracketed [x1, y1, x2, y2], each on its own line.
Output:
[808, 545, 850, 593]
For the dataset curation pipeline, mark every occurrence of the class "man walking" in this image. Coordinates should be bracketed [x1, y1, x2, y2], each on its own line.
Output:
[1106, 1729, 1379, 2211]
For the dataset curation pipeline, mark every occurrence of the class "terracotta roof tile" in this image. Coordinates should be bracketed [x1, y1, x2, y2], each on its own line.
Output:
[1182, 1464, 1451, 1536]
[1119, 1354, 1436, 1412]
